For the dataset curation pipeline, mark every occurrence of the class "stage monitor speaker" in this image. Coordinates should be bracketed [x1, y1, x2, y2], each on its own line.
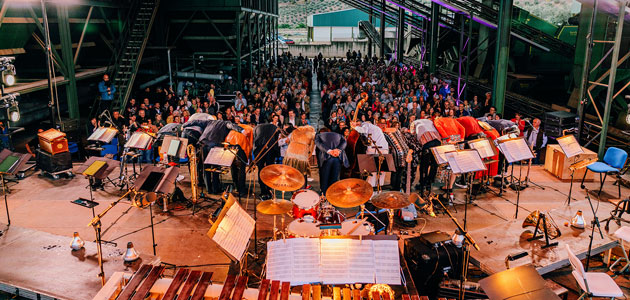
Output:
[404, 233, 463, 299]
[36, 149, 72, 173]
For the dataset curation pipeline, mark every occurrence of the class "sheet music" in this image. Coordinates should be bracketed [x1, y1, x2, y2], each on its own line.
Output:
[468, 139, 495, 159]
[204, 147, 236, 166]
[373, 240, 401, 285]
[557, 135, 584, 158]
[431, 144, 457, 165]
[347, 239, 376, 283]
[290, 238, 321, 285]
[266, 240, 293, 283]
[498, 138, 534, 163]
[445, 151, 486, 174]
[124, 132, 141, 148]
[87, 127, 106, 141]
[211, 202, 255, 261]
[320, 239, 350, 284]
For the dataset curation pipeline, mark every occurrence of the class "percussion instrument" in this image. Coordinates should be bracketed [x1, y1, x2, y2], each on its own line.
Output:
[568, 157, 598, 171]
[287, 218, 322, 237]
[259, 164, 305, 192]
[256, 200, 293, 215]
[317, 201, 345, 225]
[290, 189, 320, 219]
[371, 191, 412, 210]
[95, 264, 417, 300]
[325, 178, 373, 208]
[339, 218, 375, 236]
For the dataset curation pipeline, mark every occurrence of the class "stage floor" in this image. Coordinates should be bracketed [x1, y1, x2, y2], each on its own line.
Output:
[0, 163, 628, 299]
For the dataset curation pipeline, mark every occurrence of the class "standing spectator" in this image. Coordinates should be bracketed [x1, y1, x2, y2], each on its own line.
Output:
[98, 74, 116, 112]
[525, 118, 547, 164]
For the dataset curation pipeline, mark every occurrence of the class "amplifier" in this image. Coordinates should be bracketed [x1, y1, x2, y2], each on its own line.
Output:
[36, 149, 72, 173]
[544, 111, 576, 127]
[544, 123, 574, 137]
[404, 233, 463, 299]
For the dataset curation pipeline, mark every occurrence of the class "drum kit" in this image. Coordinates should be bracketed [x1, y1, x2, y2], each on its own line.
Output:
[256, 164, 419, 239]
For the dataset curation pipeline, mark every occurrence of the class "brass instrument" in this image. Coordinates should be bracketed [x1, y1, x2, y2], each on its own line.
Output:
[522, 210, 562, 239]
[187, 144, 199, 204]
[568, 157, 598, 171]
[130, 188, 158, 209]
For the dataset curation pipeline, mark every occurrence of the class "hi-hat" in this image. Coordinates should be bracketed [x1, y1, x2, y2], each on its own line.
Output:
[259, 164, 304, 191]
[256, 200, 293, 215]
[371, 191, 411, 210]
[326, 178, 373, 208]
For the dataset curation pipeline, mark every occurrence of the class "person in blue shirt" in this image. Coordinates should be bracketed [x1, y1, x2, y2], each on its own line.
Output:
[98, 74, 116, 112]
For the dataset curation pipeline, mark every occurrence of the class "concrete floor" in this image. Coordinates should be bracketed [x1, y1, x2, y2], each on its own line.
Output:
[0, 160, 629, 299]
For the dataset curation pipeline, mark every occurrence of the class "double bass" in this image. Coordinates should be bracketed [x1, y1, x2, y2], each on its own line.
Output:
[342, 93, 369, 178]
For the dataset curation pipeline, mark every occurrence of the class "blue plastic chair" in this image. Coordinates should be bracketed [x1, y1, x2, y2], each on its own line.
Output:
[581, 147, 628, 197]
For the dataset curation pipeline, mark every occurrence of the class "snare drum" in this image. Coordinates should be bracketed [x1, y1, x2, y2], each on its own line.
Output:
[287, 218, 321, 237]
[291, 189, 320, 219]
[339, 218, 375, 236]
[317, 203, 345, 225]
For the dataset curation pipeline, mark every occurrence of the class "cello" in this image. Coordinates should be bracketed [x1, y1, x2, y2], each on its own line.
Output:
[342, 93, 369, 178]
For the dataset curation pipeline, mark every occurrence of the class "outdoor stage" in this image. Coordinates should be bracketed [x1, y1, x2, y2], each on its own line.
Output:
[0, 163, 626, 299]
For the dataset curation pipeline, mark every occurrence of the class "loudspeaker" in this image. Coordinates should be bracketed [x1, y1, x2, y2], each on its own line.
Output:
[404, 234, 463, 299]
[36, 149, 72, 173]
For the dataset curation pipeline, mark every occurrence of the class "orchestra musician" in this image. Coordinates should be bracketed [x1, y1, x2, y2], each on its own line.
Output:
[283, 125, 316, 182]
[225, 124, 253, 196]
[253, 123, 281, 200]
[433, 114, 466, 192]
[353, 120, 389, 187]
[314, 130, 349, 194]
[411, 118, 442, 192]
[383, 123, 409, 191]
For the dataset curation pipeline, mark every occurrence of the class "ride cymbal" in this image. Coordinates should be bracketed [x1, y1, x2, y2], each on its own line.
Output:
[371, 191, 411, 210]
[260, 164, 305, 192]
[256, 200, 293, 215]
[326, 178, 373, 208]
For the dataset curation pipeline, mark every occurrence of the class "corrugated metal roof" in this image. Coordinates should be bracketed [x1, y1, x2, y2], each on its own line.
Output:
[308, 8, 395, 27]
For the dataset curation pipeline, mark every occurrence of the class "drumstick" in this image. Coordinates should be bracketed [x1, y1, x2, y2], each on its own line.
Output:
[346, 217, 369, 235]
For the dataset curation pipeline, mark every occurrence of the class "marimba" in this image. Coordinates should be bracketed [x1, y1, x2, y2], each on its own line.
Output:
[93, 264, 427, 300]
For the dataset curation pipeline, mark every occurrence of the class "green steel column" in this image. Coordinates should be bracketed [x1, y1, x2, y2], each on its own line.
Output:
[236, 12, 242, 83]
[574, 1, 597, 141]
[368, 0, 373, 58]
[492, 0, 513, 115]
[397, 3, 405, 63]
[247, 13, 253, 77]
[57, 4, 79, 119]
[379, 0, 386, 59]
[598, 1, 626, 157]
[256, 15, 261, 68]
[429, 2, 439, 74]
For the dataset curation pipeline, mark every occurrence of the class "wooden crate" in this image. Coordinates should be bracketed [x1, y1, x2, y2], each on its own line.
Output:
[544, 144, 596, 182]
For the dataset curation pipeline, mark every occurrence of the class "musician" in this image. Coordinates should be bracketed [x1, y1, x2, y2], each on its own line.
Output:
[225, 124, 253, 196]
[253, 123, 281, 200]
[525, 118, 547, 164]
[197, 120, 245, 194]
[314, 131, 349, 194]
[433, 115, 465, 143]
[283, 125, 316, 180]
[353, 120, 389, 187]
[411, 119, 442, 192]
[486, 118, 518, 135]
[456, 116, 485, 141]
[383, 126, 409, 191]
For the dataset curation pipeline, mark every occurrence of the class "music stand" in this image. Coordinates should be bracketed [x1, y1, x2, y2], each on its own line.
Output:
[207, 192, 255, 262]
[204, 146, 236, 172]
[0, 149, 31, 225]
[444, 149, 486, 231]
[431, 144, 458, 206]
[74, 156, 118, 217]
[479, 265, 561, 300]
[556, 134, 590, 205]
[133, 165, 180, 253]
[357, 154, 395, 174]
[160, 136, 188, 163]
[468, 137, 499, 194]
[497, 137, 534, 218]
[124, 131, 155, 171]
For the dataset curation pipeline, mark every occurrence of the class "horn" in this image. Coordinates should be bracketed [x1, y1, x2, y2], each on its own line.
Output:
[132, 191, 157, 209]
[123, 242, 140, 262]
[70, 232, 85, 251]
[571, 210, 585, 229]
[522, 210, 562, 239]
[187, 144, 198, 204]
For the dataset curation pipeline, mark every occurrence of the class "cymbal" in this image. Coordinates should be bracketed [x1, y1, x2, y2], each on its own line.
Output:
[256, 200, 293, 215]
[371, 191, 411, 210]
[260, 164, 304, 192]
[325, 178, 373, 208]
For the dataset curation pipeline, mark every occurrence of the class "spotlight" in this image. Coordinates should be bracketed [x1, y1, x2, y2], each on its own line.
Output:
[8, 105, 19, 123]
[0, 57, 16, 87]
[625, 96, 630, 125]
[2, 73, 15, 87]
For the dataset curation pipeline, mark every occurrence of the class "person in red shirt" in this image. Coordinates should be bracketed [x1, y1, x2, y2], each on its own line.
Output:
[511, 112, 526, 137]
[433, 115, 465, 143]
[456, 116, 484, 140]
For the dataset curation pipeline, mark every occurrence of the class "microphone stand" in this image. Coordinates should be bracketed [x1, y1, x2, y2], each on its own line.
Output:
[434, 197, 480, 300]
[366, 133, 385, 192]
[584, 188, 604, 272]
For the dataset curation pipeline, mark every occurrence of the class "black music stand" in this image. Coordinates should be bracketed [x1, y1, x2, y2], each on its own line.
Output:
[357, 153, 395, 191]
[556, 134, 586, 205]
[497, 137, 534, 219]
[479, 265, 561, 300]
[160, 136, 188, 164]
[0, 149, 31, 226]
[73, 156, 118, 217]
[133, 165, 180, 255]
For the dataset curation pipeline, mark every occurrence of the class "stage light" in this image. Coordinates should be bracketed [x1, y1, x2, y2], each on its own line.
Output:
[123, 242, 139, 262]
[8, 105, 20, 122]
[70, 232, 85, 251]
[2, 73, 15, 86]
[0, 57, 16, 87]
[625, 97, 630, 125]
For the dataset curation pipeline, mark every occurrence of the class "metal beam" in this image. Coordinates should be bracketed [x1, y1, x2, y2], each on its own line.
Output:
[397, 2, 405, 62]
[57, 4, 79, 119]
[0, 1, 8, 30]
[74, 6, 93, 64]
[491, 0, 512, 115]
[200, 11, 237, 56]
[380, 0, 386, 58]
[27, 6, 68, 76]
[247, 12, 253, 76]
[98, 7, 116, 43]
[429, 2, 439, 74]
[236, 12, 242, 83]
[182, 35, 238, 40]
[171, 11, 198, 46]
[598, 1, 626, 157]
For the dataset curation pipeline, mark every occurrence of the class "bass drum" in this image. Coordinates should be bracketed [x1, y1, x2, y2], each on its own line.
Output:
[287, 218, 321, 237]
[291, 189, 320, 219]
